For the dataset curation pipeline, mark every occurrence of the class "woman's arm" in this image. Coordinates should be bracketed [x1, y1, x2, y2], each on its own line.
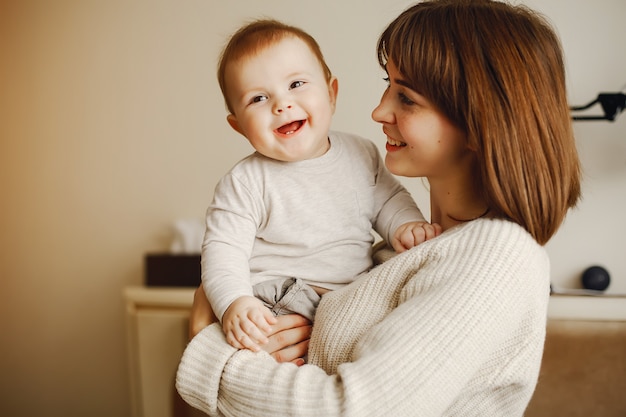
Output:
[177, 220, 550, 417]
[188, 286, 218, 340]
[177, 324, 340, 417]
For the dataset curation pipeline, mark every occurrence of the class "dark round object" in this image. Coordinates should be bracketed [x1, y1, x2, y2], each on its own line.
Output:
[581, 266, 610, 291]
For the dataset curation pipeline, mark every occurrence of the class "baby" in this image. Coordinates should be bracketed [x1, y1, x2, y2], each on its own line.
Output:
[202, 19, 440, 351]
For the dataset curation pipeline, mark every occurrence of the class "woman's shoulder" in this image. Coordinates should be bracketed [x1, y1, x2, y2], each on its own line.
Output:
[379, 218, 544, 260]
[426, 218, 550, 289]
[375, 218, 548, 287]
[446, 217, 542, 250]
[436, 218, 547, 267]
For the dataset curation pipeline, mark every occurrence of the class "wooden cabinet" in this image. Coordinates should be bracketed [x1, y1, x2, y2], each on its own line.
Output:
[124, 286, 626, 416]
[124, 287, 202, 417]
[527, 295, 626, 417]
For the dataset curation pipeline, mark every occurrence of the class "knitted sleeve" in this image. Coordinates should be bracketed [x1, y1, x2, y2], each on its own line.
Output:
[177, 219, 550, 416]
[176, 324, 344, 417]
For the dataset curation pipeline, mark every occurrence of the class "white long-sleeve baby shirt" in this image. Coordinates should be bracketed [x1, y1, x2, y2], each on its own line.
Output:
[202, 131, 425, 321]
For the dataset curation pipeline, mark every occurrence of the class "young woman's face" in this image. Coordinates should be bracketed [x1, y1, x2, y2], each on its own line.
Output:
[225, 37, 338, 162]
[371, 60, 470, 180]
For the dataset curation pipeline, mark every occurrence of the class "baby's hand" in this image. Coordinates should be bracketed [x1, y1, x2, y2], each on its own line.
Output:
[222, 296, 278, 352]
[391, 221, 442, 253]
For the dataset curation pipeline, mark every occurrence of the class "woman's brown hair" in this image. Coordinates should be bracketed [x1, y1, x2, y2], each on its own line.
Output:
[377, 0, 581, 244]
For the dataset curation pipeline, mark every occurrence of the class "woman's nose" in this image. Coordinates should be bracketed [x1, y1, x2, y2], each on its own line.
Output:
[371, 93, 393, 124]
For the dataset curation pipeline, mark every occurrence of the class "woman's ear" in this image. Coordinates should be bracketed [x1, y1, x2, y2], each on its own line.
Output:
[465, 135, 478, 152]
[328, 77, 339, 113]
[226, 114, 243, 135]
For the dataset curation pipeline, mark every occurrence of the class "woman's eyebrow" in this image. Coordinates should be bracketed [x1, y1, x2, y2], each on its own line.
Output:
[395, 78, 416, 91]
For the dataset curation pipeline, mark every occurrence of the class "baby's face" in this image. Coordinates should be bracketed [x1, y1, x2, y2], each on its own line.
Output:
[225, 36, 337, 162]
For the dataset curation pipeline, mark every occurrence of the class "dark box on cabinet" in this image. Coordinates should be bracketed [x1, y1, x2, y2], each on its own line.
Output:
[145, 253, 201, 287]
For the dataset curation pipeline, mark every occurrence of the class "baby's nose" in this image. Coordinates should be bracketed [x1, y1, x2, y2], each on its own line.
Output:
[274, 102, 293, 114]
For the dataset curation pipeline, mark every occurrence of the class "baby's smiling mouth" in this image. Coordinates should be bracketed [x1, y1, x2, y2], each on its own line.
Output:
[277, 120, 305, 135]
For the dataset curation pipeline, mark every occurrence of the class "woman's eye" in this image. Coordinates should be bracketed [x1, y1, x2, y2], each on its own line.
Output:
[382, 77, 390, 84]
[398, 92, 415, 105]
[290, 80, 305, 89]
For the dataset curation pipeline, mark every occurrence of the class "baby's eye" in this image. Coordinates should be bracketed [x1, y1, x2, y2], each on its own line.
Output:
[290, 80, 305, 89]
[251, 95, 268, 104]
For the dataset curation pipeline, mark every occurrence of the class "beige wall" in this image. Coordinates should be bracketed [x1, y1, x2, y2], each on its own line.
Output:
[1, 0, 624, 415]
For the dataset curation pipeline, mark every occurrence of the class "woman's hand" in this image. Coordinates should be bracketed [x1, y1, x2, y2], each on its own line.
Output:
[188, 285, 312, 364]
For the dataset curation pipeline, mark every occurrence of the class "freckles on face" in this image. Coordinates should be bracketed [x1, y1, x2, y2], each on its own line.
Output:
[381, 96, 467, 177]
[371, 59, 472, 179]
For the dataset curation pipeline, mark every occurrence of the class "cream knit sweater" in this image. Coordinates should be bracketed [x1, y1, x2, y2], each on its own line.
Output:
[176, 218, 550, 416]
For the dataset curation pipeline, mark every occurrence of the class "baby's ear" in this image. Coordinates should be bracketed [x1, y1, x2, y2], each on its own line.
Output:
[226, 114, 243, 135]
[328, 77, 339, 113]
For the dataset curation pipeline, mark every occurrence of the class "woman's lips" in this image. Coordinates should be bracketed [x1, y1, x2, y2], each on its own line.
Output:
[385, 137, 406, 152]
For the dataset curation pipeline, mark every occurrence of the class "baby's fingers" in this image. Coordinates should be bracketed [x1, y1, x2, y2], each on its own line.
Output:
[421, 223, 442, 240]
[225, 330, 245, 350]
[401, 228, 420, 249]
[232, 325, 264, 352]
[248, 307, 277, 335]
[392, 227, 418, 252]
[241, 318, 271, 347]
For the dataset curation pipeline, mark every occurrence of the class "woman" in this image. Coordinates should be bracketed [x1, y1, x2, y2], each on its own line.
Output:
[176, 1, 581, 415]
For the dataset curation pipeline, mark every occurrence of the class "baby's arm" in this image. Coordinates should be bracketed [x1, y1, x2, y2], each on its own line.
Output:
[222, 296, 278, 352]
[391, 221, 442, 253]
